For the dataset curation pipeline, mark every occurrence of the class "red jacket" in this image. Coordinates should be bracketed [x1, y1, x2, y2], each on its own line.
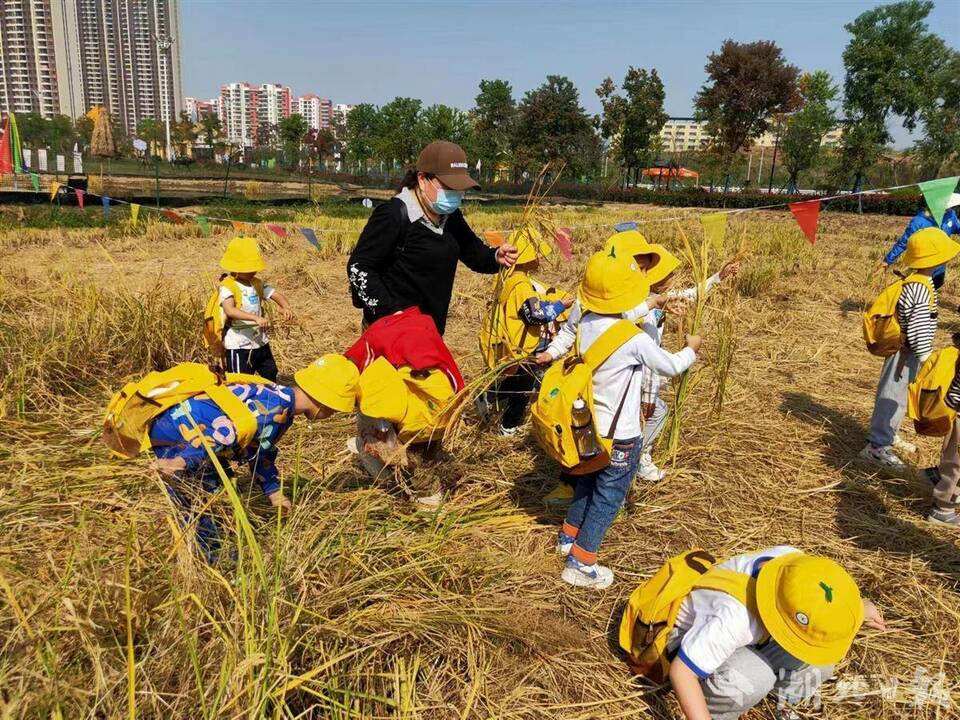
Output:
[344, 307, 465, 391]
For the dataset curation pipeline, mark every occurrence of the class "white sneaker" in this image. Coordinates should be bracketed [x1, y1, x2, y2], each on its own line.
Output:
[499, 424, 524, 437]
[415, 493, 442, 511]
[859, 443, 905, 468]
[474, 394, 491, 420]
[555, 539, 573, 557]
[637, 452, 666, 482]
[561, 557, 614, 589]
[928, 506, 960, 527]
[893, 434, 917, 454]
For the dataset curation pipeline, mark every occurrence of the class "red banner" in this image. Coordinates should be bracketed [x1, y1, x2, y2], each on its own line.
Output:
[0, 118, 11, 175]
[789, 200, 820, 245]
[162, 209, 184, 224]
[554, 227, 573, 260]
[267, 224, 288, 238]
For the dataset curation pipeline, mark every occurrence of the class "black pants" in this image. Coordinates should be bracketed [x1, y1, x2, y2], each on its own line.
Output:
[224, 344, 278, 381]
[491, 367, 539, 430]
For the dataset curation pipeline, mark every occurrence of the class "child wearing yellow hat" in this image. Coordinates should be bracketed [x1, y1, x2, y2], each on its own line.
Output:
[479, 227, 572, 436]
[146, 354, 358, 561]
[861, 227, 960, 468]
[553, 250, 701, 589]
[217, 236, 294, 381]
[666, 547, 885, 720]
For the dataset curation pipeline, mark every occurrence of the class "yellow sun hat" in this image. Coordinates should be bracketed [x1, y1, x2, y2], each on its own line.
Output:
[901, 227, 960, 269]
[293, 354, 359, 414]
[511, 226, 553, 265]
[578, 248, 650, 315]
[220, 236, 265, 273]
[357, 357, 408, 424]
[755, 552, 864, 667]
[643, 244, 683, 286]
[603, 229, 649, 257]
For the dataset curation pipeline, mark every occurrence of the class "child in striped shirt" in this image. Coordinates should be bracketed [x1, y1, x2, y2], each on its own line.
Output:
[861, 228, 960, 468]
[923, 335, 960, 527]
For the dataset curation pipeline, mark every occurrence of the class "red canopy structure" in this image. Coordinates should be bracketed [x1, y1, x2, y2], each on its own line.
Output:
[641, 166, 699, 180]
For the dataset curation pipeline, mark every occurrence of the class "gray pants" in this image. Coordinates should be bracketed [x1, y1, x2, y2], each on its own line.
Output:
[641, 396, 669, 454]
[702, 643, 833, 720]
[935, 417, 960, 509]
[867, 349, 921, 448]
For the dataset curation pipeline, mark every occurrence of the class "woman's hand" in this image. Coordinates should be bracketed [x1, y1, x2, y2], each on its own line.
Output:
[496, 243, 518, 268]
[862, 599, 886, 631]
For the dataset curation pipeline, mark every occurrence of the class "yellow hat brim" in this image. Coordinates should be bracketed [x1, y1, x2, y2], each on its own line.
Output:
[220, 256, 265, 273]
[604, 230, 649, 257]
[511, 227, 552, 265]
[578, 278, 650, 315]
[903, 243, 960, 269]
[294, 355, 359, 413]
[755, 553, 863, 667]
[644, 244, 682, 286]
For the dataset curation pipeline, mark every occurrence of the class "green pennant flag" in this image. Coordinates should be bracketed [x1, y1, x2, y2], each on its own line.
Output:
[919, 176, 959, 225]
[9, 112, 22, 174]
[196, 216, 210, 236]
[30, 172, 40, 192]
[267, 158, 276, 169]
[700, 212, 728, 252]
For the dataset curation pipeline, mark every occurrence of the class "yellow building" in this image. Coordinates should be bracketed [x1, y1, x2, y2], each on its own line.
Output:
[659, 117, 843, 152]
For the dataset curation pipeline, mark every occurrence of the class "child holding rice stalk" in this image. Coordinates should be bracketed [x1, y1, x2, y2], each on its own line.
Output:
[478, 227, 573, 436]
[861, 228, 960, 468]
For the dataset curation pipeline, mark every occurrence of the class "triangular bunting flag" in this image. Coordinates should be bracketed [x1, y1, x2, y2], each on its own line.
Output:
[554, 227, 573, 260]
[75, 188, 85, 209]
[0, 118, 12, 174]
[700, 212, 728, 251]
[196, 216, 210, 236]
[162, 209, 184, 224]
[788, 199, 820, 245]
[49, 181, 61, 202]
[9, 113, 22, 174]
[101, 195, 111, 220]
[267, 224, 287, 238]
[614, 221, 638, 232]
[130, 203, 140, 226]
[300, 227, 321, 250]
[483, 230, 507, 247]
[919, 176, 959, 225]
[231, 220, 247, 232]
[30, 172, 40, 192]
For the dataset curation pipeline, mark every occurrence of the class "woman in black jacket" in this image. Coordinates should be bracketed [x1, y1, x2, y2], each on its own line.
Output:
[348, 141, 517, 335]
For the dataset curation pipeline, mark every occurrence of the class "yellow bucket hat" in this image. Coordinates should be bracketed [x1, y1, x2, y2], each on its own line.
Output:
[357, 357, 408, 423]
[756, 552, 864, 667]
[220, 236, 265, 273]
[511, 226, 552, 265]
[643, 244, 683, 286]
[603, 229, 649, 257]
[901, 227, 960, 269]
[578, 248, 650, 315]
[293, 354, 359, 413]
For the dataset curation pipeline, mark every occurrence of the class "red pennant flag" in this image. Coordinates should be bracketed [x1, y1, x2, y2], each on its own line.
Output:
[554, 227, 573, 260]
[162, 209, 184, 224]
[483, 230, 507, 247]
[0, 118, 12, 175]
[267, 224, 288, 238]
[75, 188, 85, 208]
[788, 200, 820, 245]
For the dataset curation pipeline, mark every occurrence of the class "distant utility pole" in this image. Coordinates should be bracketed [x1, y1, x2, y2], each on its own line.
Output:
[155, 33, 174, 161]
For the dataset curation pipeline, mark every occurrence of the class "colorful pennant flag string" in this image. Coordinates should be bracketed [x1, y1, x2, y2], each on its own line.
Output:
[162, 209, 184, 224]
[919, 176, 959, 226]
[483, 230, 507, 247]
[101, 196, 111, 220]
[196, 216, 210, 236]
[614, 221, 639, 232]
[231, 220, 248, 232]
[48, 181, 61, 202]
[30, 172, 40, 192]
[266, 224, 287, 238]
[553, 227, 573, 260]
[300, 227, 321, 250]
[788, 199, 821, 245]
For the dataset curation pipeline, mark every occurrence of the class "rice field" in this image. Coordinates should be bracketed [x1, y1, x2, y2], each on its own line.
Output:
[1, 199, 958, 719]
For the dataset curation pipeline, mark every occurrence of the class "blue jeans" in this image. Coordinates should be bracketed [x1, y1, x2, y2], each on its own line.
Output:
[564, 435, 642, 559]
[867, 348, 921, 448]
[165, 466, 226, 563]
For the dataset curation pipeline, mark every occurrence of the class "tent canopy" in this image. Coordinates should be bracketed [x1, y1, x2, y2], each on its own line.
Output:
[641, 166, 699, 180]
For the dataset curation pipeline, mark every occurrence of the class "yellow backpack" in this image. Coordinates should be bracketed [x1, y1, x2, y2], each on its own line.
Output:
[863, 274, 935, 357]
[530, 318, 640, 472]
[202, 276, 266, 353]
[908, 346, 960, 436]
[618, 548, 756, 683]
[103, 362, 270, 459]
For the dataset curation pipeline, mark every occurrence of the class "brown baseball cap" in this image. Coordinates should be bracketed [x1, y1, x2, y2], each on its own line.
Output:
[416, 140, 481, 191]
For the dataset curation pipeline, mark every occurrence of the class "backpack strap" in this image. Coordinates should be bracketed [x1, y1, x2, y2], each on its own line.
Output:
[692, 567, 759, 616]
[581, 318, 642, 372]
[905, 273, 937, 310]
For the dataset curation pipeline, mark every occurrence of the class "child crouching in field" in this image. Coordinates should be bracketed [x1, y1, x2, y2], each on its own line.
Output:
[478, 228, 572, 436]
[547, 250, 701, 589]
[210, 236, 294, 381]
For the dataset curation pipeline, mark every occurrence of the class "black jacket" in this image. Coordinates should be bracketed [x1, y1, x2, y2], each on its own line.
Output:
[347, 197, 499, 335]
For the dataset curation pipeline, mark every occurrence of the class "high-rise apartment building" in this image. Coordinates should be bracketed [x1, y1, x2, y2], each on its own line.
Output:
[185, 95, 218, 121]
[295, 93, 331, 131]
[659, 116, 843, 153]
[219, 81, 292, 147]
[0, 0, 183, 135]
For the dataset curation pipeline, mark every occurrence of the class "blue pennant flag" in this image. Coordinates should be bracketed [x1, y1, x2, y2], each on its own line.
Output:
[101, 195, 112, 221]
[300, 227, 321, 250]
[614, 221, 638, 232]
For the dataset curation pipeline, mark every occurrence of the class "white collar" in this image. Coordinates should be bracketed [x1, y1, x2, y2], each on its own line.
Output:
[396, 187, 445, 233]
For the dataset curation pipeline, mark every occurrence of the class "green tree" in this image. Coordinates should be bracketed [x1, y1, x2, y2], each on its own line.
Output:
[136, 118, 165, 157]
[255, 121, 278, 150]
[171, 111, 197, 157]
[912, 49, 960, 179]
[199, 113, 223, 147]
[304, 127, 337, 170]
[343, 103, 379, 170]
[47, 114, 75, 155]
[840, 0, 951, 190]
[375, 97, 422, 167]
[596, 67, 667, 186]
[278, 114, 308, 168]
[513, 75, 593, 177]
[472, 79, 516, 181]
[17, 112, 49, 149]
[417, 104, 472, 151]
[694, 39, 800, 188]
[74, 116, 94, 149]
[781, 71, 839, 192]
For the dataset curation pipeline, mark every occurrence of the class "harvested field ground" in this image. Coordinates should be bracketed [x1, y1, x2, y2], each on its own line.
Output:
[0, 201, 958, 719]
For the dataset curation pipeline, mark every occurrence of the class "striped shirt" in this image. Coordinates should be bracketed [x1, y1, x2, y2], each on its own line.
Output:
[946, 367, 960, 411]
[897, 280, 938, 361]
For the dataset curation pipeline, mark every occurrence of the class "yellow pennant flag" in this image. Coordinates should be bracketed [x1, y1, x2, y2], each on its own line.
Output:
[49, 181, 61, 202]
[130, 203, 140, 226]
[700, 212, 728, 252]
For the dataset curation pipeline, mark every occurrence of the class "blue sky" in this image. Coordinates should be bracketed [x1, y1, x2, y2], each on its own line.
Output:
[181, 0, 959, 149]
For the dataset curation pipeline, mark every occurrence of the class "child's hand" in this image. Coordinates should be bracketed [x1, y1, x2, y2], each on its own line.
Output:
[562, 296, 575, 309]
[647, 293, 666, 310]
[255, 316, 272, 329]
[535, 351, 554, 365]
[278, 307, 294, 323]
[663, 297, 688, 316]
[720, 260, 741, 280]
[862, 598, 886, 631]
[685, 334, 703, 353]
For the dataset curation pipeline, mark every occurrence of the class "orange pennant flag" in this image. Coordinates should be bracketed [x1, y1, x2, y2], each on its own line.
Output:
[483, 230, 507, 247]
[231, 220, 247, 233]
[48, 181, 61, 202]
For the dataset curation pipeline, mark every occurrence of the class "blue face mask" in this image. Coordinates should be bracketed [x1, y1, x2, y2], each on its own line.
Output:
[430, 187, 463, 215]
